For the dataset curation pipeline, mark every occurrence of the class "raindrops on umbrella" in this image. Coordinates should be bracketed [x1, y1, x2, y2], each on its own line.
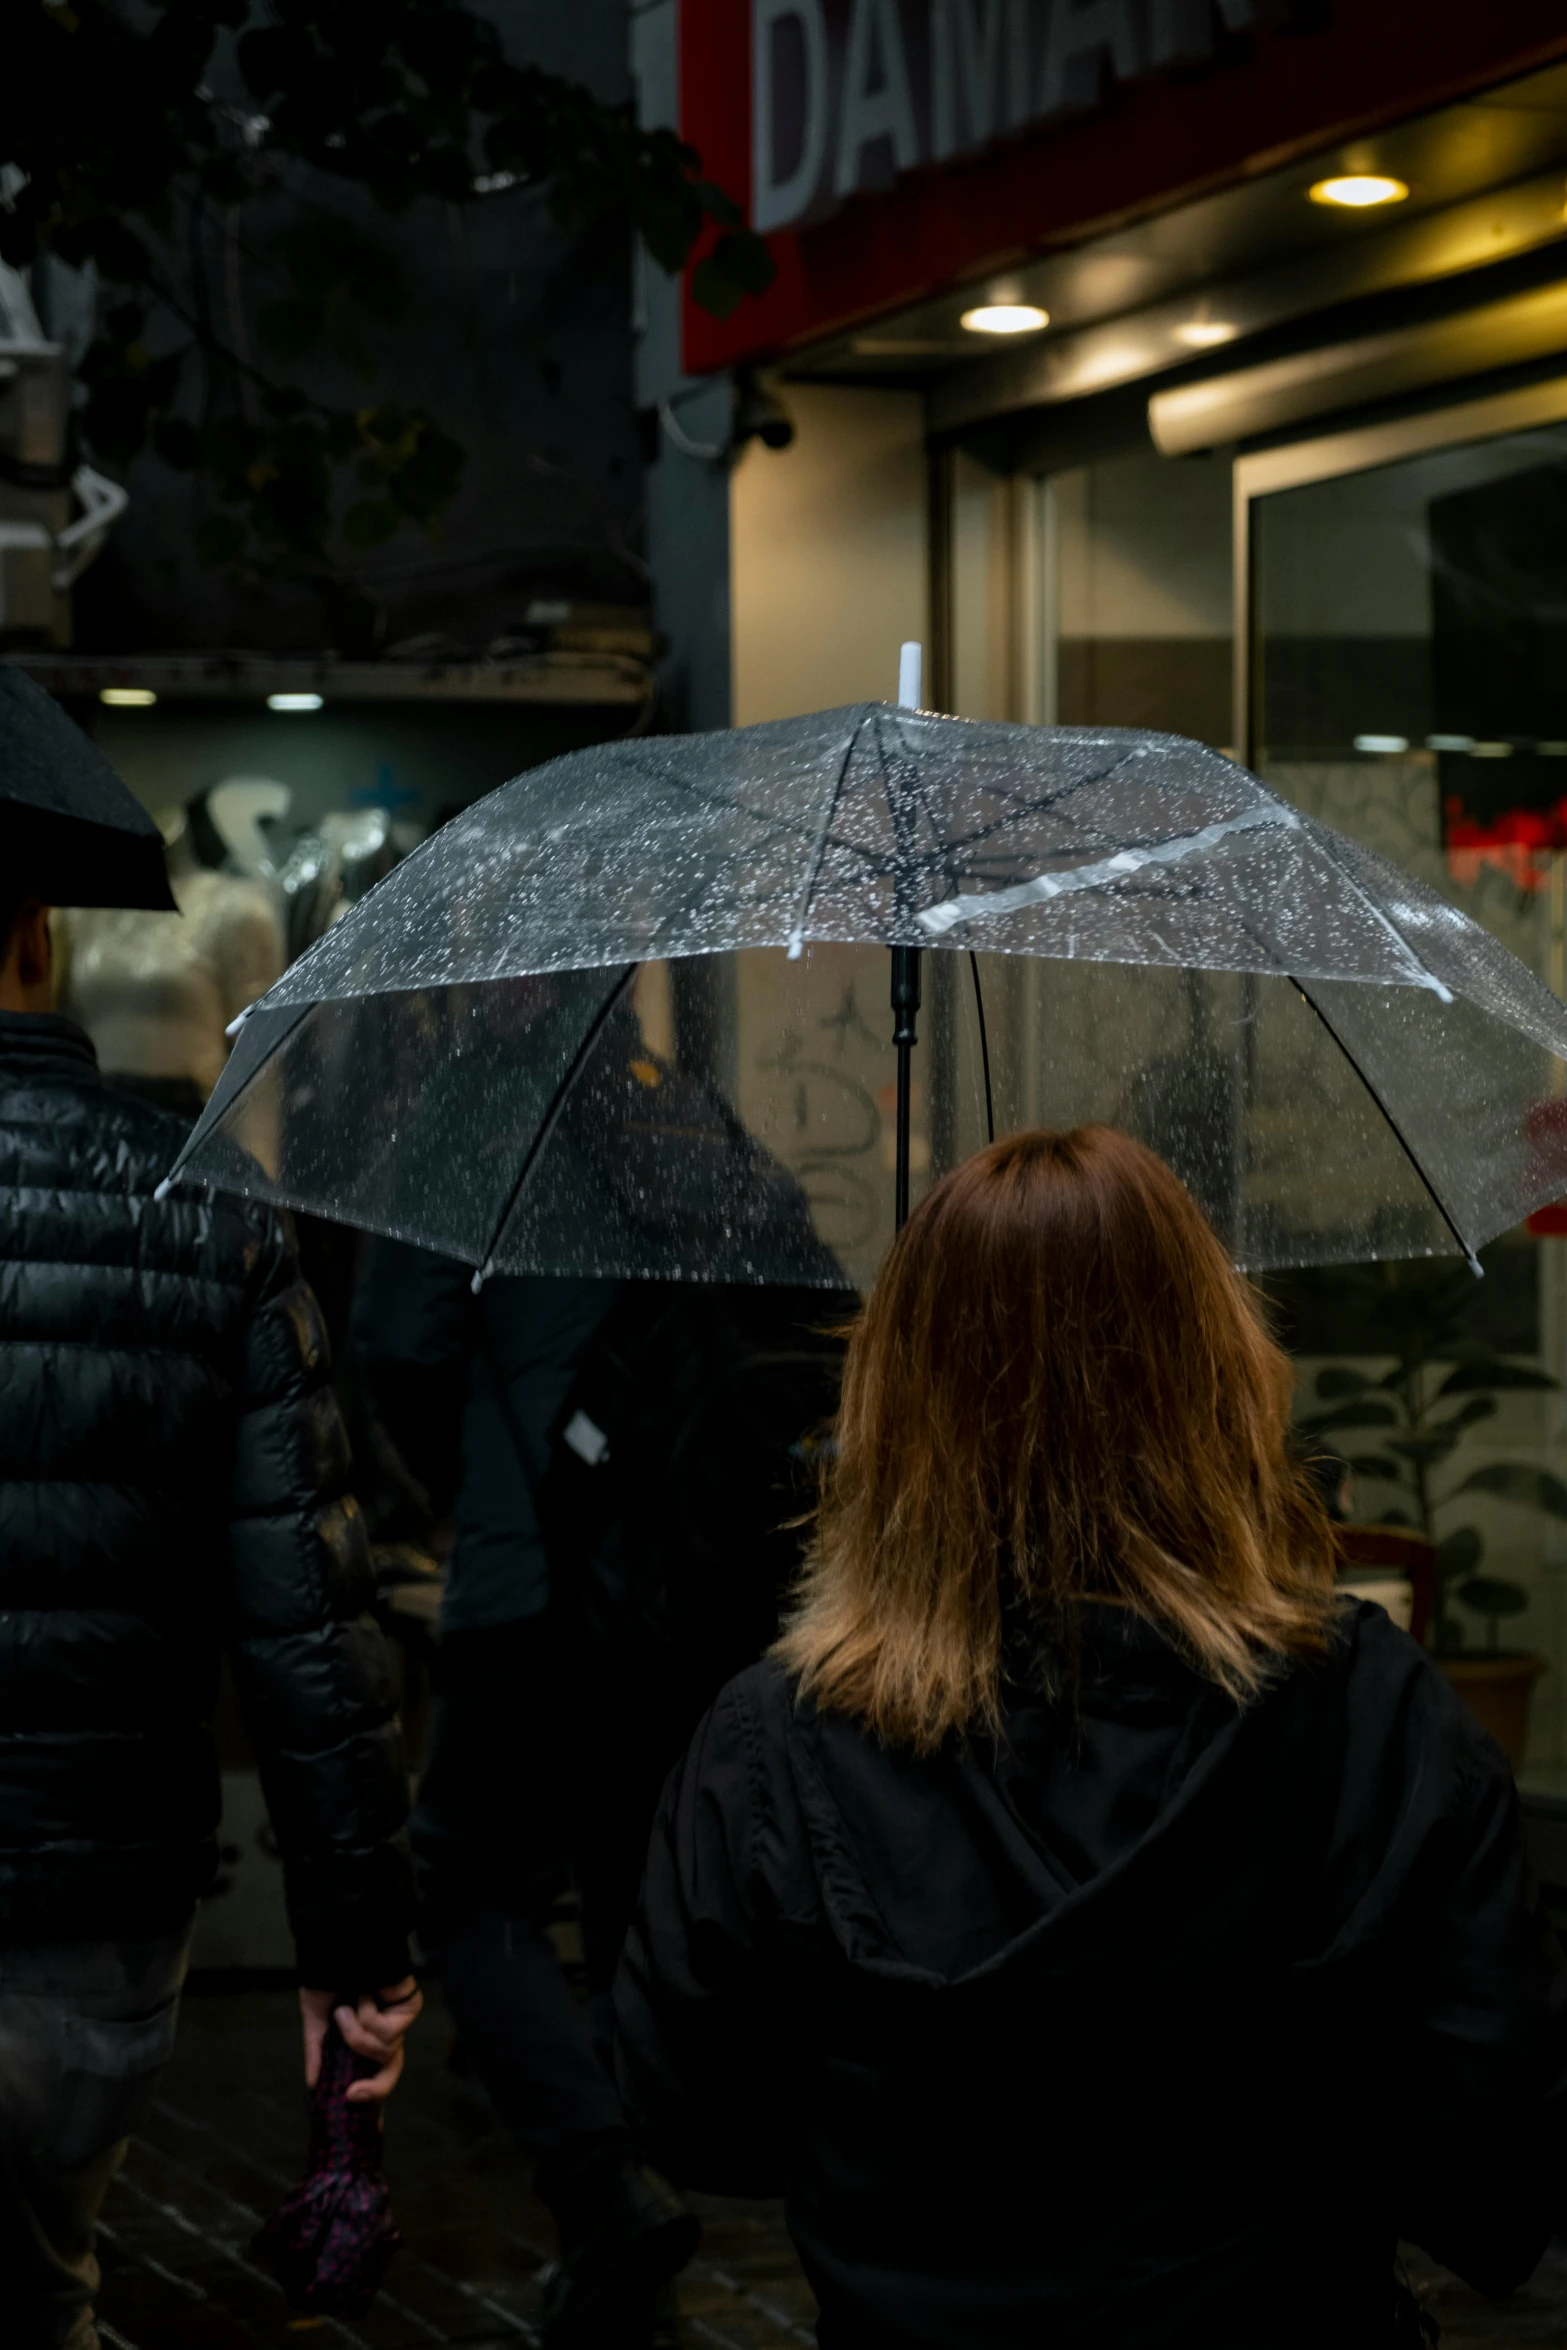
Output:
[163, 689, 1567, 1288]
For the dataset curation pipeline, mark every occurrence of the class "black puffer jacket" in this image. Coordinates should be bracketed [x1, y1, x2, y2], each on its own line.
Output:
[0, 1013, 413, 1987]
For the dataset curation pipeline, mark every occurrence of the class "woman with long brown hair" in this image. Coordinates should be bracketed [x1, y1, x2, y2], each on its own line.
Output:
[614, 1128, 1567, 2348]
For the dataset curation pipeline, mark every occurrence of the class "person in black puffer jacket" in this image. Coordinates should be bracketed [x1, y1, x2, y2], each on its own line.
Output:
[0, 856, 420, 2350]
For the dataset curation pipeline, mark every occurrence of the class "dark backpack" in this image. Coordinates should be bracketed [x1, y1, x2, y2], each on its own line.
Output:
[541, 1280, 854, 1682]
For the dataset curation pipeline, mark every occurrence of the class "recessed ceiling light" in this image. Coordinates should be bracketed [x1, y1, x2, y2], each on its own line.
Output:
[1426, 733, 1474, 752]
[100, 686, 157, 707]
[960, 303, 1049, 336]
[1310, 174, 1408, 210]
[1174, 320, 1237, 349]
[1353, 734, 1409, 755]
[267, 692, 324, 712]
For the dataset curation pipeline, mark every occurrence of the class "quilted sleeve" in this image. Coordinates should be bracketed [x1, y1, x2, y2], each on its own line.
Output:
[226, 1208, 416, 1992]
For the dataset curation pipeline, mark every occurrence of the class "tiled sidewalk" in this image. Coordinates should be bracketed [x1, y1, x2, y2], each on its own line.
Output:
[95, 1982, 1564, 2349]
[96, 1983, 814, 2349]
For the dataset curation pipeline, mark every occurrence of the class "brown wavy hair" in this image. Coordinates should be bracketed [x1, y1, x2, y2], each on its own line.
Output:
[776, 1125, 1337, 1753]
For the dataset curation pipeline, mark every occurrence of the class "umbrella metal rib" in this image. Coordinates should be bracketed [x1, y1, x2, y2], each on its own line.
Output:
[1288, 978, 1482, 1276]
[471, 963, 638, 1288]
[786, 721, 863, 959]
[969, 951, 996, 1147]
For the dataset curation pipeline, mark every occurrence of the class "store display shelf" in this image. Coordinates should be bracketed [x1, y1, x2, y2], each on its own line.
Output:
[3, 648, 650, 707]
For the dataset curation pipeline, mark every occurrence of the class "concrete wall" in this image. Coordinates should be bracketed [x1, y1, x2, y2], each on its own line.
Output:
[730, 382, 927, 726]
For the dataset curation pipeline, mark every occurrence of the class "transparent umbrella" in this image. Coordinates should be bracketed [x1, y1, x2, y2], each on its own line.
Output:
[162, 690, 1567, 1292]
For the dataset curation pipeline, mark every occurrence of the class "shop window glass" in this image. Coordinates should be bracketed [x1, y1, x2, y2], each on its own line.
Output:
[948, 441, 1232, 740]
[1254, 420, 1567, 1778]
[1051, 446, 1232, 746]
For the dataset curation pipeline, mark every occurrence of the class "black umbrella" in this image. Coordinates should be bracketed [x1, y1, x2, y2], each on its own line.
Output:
[0, 667, 174, 910]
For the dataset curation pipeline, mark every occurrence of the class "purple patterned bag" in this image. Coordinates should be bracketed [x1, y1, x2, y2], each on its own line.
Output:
[253, 2017, 402, 2318]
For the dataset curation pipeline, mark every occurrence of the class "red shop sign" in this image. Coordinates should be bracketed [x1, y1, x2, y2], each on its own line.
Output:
[678, 0, 1567, 375]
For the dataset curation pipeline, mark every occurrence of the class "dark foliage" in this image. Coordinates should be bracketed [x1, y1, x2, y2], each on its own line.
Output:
[1, 0, 770, 572]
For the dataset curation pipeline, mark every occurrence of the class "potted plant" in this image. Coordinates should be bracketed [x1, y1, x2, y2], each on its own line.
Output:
[1297, 1260, 1564, 1768]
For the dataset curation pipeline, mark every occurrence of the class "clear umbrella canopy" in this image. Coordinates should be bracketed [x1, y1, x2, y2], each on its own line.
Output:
[166, 707, 1567, 1291]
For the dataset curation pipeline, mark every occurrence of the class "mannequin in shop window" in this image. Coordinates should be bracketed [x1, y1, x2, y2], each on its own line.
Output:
[58, 785, 287, 1125]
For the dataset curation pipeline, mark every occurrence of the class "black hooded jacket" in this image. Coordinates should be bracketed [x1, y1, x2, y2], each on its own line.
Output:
[0, 1014, 414, 1986]
[614, 1602, 1567, 2349]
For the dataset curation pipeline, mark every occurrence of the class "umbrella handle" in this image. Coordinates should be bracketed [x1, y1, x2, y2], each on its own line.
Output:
[891, 946, 922, 1231]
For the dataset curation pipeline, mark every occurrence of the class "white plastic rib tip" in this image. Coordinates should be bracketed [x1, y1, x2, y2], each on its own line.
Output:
[153, 1177, 174, 1202]
[898, 641, 923, 711]
[471, 1267, 487, 1295]
[1467, 1251, 1485, 1279]
[786, 928, 804, 961]
[225, 1002, 255, 1039]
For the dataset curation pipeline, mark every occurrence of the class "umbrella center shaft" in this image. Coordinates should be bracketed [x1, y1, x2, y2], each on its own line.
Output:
[891, 945, 922, 1231]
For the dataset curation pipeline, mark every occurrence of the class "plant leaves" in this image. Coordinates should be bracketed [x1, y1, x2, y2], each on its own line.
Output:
[1390, 1433, 1461, 1466]
[23, 1, 767, 569]
[1457, 1575, 1529, 1617]
[710, 226, 775, 296]
[1427, 1398, 1498, 1437]
[1298, 1400, 1398, 1436]
[1345, 1454, 1402, 1481]
[1433, 1526, 1483, 1578]
[343, 496, 402, 548]
[153, 417, 200, 470]
[689, 252, 743, 321]
[256, 296, 324, 361]
[1439, 1359, 1559, 1394]
[1315, 1367, 1374, 1399]
[194, 513, 247, 566]
[1450, 1462, 1567, 1518]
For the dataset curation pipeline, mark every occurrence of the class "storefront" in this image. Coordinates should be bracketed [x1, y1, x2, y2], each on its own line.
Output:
[635, 1, 1567, 1787]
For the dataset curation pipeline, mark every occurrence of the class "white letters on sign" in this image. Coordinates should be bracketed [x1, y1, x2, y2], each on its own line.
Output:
[930, 0, 1008, 157]
[835, 0, 920, 196]
[1037, 0, 1139, 118]
[750, 0, 1249, 233]
[753, 0, 833, 233]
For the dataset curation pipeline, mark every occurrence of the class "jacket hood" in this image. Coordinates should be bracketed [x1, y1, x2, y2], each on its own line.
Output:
[785, 1604, 1353, 1996]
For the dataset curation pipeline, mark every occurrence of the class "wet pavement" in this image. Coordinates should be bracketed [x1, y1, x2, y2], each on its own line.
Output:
[95, 1981, 815, 2349]
[96, 1980, 1566, 2350]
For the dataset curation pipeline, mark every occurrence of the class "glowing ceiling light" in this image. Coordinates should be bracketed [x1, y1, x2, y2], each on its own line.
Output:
[267, 692, 324, 712]
[1310, 174, 1408, 210]
[960, 303, 1049, 336]
[100, 686, 156, 707]
[1353, 734, 1409, 755]
[1173, 320, 1237, 349]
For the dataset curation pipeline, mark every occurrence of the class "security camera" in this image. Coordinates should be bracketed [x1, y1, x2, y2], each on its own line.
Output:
[732, 370, 795, 453]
